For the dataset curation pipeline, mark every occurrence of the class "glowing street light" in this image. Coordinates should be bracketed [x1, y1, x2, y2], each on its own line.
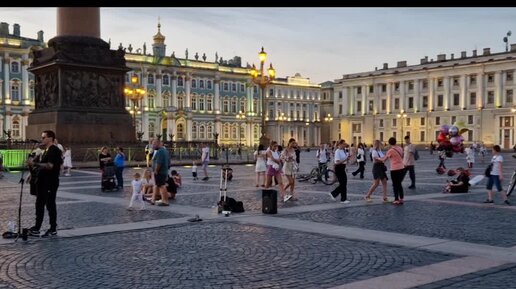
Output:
[124, 74, 146, 137]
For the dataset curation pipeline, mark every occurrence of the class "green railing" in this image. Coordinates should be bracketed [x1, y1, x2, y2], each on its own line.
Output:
[0, 149, 31, 170]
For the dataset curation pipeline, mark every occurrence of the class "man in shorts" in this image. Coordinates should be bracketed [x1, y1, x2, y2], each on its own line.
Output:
[151, 138, 170, 206]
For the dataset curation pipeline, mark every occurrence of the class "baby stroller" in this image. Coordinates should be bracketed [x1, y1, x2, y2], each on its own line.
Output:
[101, 164, 118, 192]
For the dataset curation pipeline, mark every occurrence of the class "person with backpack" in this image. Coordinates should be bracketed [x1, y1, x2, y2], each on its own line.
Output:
[403, 136, 416, 189]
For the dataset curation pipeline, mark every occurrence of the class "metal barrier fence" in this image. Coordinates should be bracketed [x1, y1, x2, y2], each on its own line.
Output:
[0, 149, 31, 170]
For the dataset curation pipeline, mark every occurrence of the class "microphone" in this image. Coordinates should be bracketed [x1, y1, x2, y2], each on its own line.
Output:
[29, 139, 40, 144]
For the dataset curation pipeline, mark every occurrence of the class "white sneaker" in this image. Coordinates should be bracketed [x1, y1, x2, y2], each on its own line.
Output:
[341, 200, 351, 204]
[328, 193, 336, 201]
[284, 195, 292, 202]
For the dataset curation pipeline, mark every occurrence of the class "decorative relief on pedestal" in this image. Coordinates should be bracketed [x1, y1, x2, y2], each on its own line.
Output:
[63, 70, 124, 109]
[35, 71, 58, 109]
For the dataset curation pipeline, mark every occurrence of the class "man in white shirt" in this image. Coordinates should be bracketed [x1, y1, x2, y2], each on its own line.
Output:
[403, 136, 416, 189]
[329, 140, 350, 204]
[316, 143, 328, 171]
[201, 143, 210, 181]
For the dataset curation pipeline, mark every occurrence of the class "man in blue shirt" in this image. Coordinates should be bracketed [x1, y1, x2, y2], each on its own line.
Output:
[151, 139, 170, 206]
[114, 147, 125, 189]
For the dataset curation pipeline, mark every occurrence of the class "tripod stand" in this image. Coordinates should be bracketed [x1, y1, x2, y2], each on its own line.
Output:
[2, 141, 40, 242]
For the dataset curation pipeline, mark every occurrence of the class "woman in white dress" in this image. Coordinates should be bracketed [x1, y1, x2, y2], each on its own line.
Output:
[254, 144, 267, 187]
[63, 147, 73, 176]
[281, 138, 298, 202]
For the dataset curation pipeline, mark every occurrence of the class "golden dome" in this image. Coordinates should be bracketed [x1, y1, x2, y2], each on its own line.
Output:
[153, 20, 165, 44]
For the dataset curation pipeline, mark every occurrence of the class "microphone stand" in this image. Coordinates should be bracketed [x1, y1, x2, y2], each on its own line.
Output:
[11, 141, 40, 242]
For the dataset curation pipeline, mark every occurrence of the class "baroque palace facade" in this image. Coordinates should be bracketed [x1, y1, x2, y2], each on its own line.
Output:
[0, 21, 321, 147]
[332, 45, 516, 149]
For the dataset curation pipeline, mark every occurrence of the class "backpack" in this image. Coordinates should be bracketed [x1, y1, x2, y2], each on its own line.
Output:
[414, 149, 420, 161]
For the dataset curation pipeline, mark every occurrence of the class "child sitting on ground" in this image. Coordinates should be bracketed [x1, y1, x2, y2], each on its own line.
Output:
[166, 170, 178, 200]
[141, 169, 155, 199]
[442, 167, 470, 194]
[171, 170, 182, 187]
[128, 172, 145, 210]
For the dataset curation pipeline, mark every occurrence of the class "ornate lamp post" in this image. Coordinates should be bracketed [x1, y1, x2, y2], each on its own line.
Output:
[277, 112, 288, 146]
[397, 111, 408, 143]
[124, 74, 146, 138]
[236, 110, 246, 146]
[324, 113, 333, 143]
[250, 47, 276, 147]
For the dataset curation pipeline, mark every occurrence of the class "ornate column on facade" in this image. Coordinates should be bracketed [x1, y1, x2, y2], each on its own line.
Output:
[3, 56, 9, 102]
[156, 70, 162, 107]
[428, 77, 435, 111]
[399, 80, 405, 112]
[185, 73, 191, 109]
[494, 71, 503, 107]
[460, 75, 467, 110]
[26, 7, 133, 144]
[361, 85, 367, 115]
[186, 111, 192, 141]
[443, 76, 450, 110]
[21, 56, 30, 104]
[214, 77, 220, 113]
[386, 82, 392, 114]
[166, 111, 176, 140]
[477, 72, 484, 108]
[171, 73, 178, 107]
[413, 79, 420, 112]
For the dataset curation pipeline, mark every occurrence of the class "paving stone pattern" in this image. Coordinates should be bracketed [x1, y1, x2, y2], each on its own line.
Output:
[0, 222, 455, 289]
[281, 200, 516, 247]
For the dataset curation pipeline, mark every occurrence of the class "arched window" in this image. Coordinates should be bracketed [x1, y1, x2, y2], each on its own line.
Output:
[223, 124, 230, 139]
[231, 98, 237, 113]
[207, 123, 213, 137]
[240, 100, 245, 112]
[231, 83, 236, 92]
[191, 94, 197, 110]
[192, 122, 197, 139]
[147, 94, 155, 109]
[12, 119, 20, 137]
[223, 82, 229, 91]
[11, 82, 20, 101]
[162, 92, 170, 107]
[162, 74, 170, 86]
[231, 125, 237, 139]
[177, 123, 184, 139]
[199, 95, 205, 111]
[149, 122, 155, 138]
[206, 96, 213, 111]
[178, 95, 184, 109]
[11, 62, 19, 73]
[178, 76, 184, 87]
[199, 125, 206, 139]
[147, 73, 154, 84]
[207, 80, 212, 89]
[199, 79, 204, 89]
[191, 79, 197, 88]
[223, 99, 229, 113]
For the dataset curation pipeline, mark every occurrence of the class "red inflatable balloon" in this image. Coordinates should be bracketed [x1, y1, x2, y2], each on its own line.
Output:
[437, 132, 447, 143]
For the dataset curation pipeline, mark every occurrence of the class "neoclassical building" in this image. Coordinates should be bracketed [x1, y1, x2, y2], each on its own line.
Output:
[122, 22, 321, 147]
[332, 45, 516, 149]
[0, 22, 45, 139]
[0, 21, 322, 147]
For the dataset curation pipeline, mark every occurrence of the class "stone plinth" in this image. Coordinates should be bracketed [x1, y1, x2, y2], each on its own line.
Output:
[26, 35, 135, 144]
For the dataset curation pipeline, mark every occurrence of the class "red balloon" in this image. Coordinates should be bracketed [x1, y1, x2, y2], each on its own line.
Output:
[437, 133, 447, 143]
[452, 145, 461, 152]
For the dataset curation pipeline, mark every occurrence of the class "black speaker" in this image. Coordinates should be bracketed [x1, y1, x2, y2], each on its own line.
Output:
[262, 189, 277, 214]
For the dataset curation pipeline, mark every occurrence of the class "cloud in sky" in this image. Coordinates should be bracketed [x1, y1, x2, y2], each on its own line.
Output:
[0, 7, 515, 83]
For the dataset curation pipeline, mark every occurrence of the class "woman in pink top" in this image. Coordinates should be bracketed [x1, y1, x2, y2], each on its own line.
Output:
[379, 137, 406, 205]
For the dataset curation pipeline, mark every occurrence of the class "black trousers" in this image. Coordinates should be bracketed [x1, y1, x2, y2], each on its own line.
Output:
[35, 180, 59, 231]
[352, 162, 365, 178]
[330, 164, 347, 201]
[390, 169, 405, 201]
[405, 165, 415, 186]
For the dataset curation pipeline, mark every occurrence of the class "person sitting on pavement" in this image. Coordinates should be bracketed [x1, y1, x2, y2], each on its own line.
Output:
[443, 167, 470, 194]
[170, 170, 182, 187]
[142, 169, 155, 199]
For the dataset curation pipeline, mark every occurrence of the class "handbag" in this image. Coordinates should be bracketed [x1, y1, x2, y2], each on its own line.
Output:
[484, 163, 493, 177]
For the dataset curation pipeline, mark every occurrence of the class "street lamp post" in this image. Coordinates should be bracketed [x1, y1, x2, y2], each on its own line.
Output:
[324, 113, 333, 143]
[213, 132, 219, 160]
[397, 111, 408, 143]
[250, 47, 276, 147]
[124, 74, 146, 139]
[236, 110, 246, 146]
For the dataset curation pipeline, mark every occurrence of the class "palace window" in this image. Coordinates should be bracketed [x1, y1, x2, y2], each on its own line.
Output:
[240, 83, 245, 92]
[420, 131, 425, 142]
[11, 62, 19, 73]
[192, 123, 197, 139]
[506, 89, 513, 103]
[435, 116, 441, 125]
[178, 77, 184, 87]
[12, 120, 20, 137]
[507, 72, 514, 82]
[223, 82, 229, 91]
[369, 86, 374, 93]
[420, 117, 425, 126]
[357, 101, 362, 112]
[470, 92, 476, 105]
[468, 115, 474, 124]
[231, 83, 237, 92]
[199, 96, 205, 111]
[382, 84, 387, 92]
[487, 91, 494, 104]
[437, 95, 443, 107]
[191, 95, 197, 110]
[191, 79, 197, 88]
[470, 75, 476, 85]
[453, 94, 460, 106]
[394, 98, 399, 110]
[207, 80, 212, 89]
[231, 98, 237, 113]
[223, 100, 229, 113]
[357, 87, 362, 94]
[422, 96, 428, 108]
[11, 83, 20, 101]
[379, 119, 384, 127]
[147, 74, 154, 84]
[408, 97, 414, 109]
[162, 75, 169, 85]
[199, 80, 204, 89]
[381, 99, 386, 110]
[207, 96, 212, 111]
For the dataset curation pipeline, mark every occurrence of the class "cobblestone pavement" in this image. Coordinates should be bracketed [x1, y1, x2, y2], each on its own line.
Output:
[0, 222, 455, 289]
[0, 151, 515, 288]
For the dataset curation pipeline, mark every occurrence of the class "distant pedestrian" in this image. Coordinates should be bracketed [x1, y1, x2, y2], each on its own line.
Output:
[465, 145, 475, 168]
[201, 143, 210, 181]
[403, 136, 416, 189]
[145, 140, 154, 168]
[364, 140, 389, 203]
[379, 137, 405, 205]
[63, 146, 72, 176]
[352, 143, 366, 179]
[114, 147, 125, 189]
[484, 145, 509, 205]
[329, 139, 350, 204]
[254, 144, 267, 187]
